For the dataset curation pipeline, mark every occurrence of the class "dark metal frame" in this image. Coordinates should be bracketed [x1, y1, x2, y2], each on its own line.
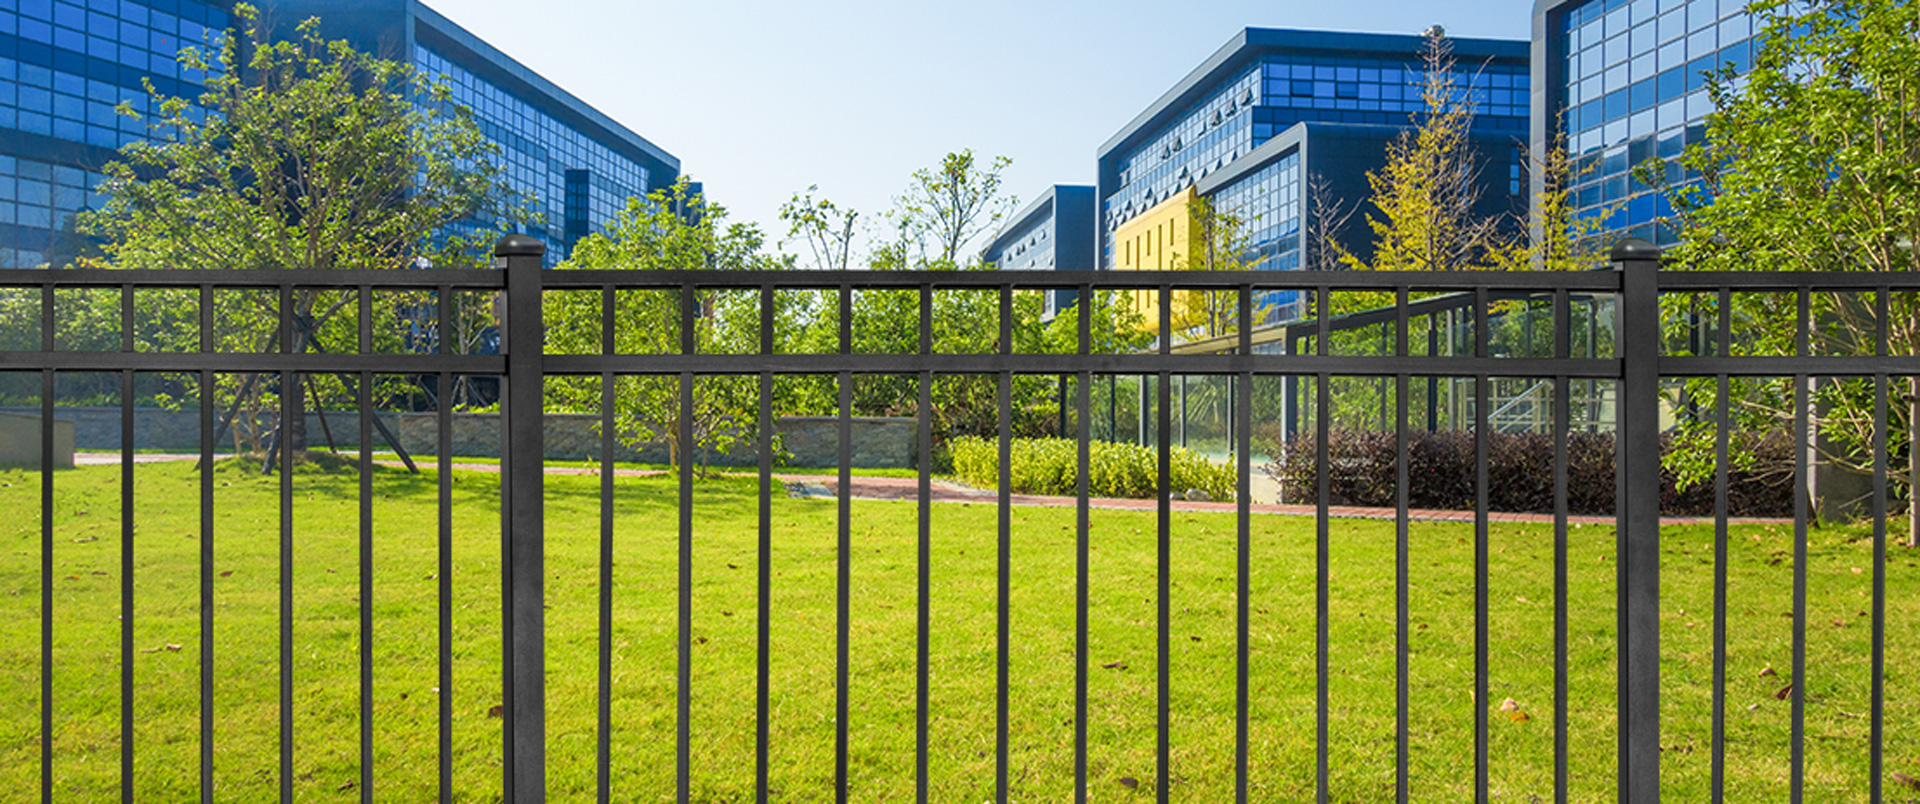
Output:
[1, 235, 1908, 804]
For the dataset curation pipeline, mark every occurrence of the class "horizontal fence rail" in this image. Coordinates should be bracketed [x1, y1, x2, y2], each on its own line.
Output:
[0, 236, 1908, 804]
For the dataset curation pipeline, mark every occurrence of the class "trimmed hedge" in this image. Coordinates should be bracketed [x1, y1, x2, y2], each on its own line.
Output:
[1266, 429, 1795, 517]
[949, 436, 1237, 501]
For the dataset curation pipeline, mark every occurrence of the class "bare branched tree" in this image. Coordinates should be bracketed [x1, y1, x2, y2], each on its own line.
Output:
[1305, 172, 1357, 273]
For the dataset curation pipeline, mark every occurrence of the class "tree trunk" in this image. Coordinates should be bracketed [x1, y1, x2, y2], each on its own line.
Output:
[285, 316, 310, 459]
[1910, 376, 1917, 548]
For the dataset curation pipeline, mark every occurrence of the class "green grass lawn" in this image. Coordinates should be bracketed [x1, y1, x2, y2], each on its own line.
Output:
[351, 452, 928, 480]
[1, 460, 1916, 802]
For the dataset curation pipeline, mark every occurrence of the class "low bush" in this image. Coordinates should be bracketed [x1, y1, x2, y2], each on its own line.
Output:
[1264, 429, 1795, 517]
[949, 436, 1237, 501]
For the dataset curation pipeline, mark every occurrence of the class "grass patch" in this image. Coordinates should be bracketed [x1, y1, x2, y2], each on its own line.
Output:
[356, 451, 927, 480]
[0, 461, 1915, 801]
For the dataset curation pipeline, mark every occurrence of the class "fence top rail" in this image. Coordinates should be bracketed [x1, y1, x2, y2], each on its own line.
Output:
[0, 267, 508, 288]
[0, 267, 1619, 291]
[536, 269, 1627, 291]
[534, 353, 1627, 379]
[0, 352, 506, 374]
[14, 266, 1920, 293]
[1656, 270, 1920, 290]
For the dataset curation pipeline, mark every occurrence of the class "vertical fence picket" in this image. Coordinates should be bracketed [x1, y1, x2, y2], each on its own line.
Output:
[1712, 289, 1731, 804]
[1236, 284, 1254, 804]
[916, 286, 933, 803]
[437, 369, 454, 804]
[1791, 377, 1808, 804]
[677, 278, 698, 801]
[1315, 371, 1330, 804]
[1791, 287, 1811, 804]
[1872, 286, 1889, 804]
[996, 284, 1013, 804]
[756, 286, 775, 804]
[119, 366, 134, 804]
[1871, 372, 1888, 804]
[675, 276, 696, 803]
[357, 371, 374, 803]
[119, 285, 134, 804]
[199, 361, 217, 804]
[598, 371, 614, 804]
[278, 365, 294, 804]
[835, 281, 853, 804]
[41, 364, 54, 804]
[1314, 283, 1330, 804]
[599, 287, 616, 804]
[1553, 286, 1572, 804]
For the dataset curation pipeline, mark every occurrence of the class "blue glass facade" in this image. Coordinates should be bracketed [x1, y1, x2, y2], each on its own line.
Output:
[1098, 29, 1531, 292]
[1533, 0, 1754, 245]
[1104, 64, 1262, 228]
[1105, 53, 1529, 236]
[298, 1, 680, 266]
[0, 0, 677, 269]
[1209, 151, 1301, 274]
[980, 184, 1096, 319]
[0, 0, 227, 268]
[1209, 151, 1305, 320]
[414, 43, 650, 261]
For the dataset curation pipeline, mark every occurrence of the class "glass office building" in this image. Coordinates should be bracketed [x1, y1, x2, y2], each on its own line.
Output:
[979, 184, 1095, 319]
[1531, 0, 1755, 245]
[391, 1, 678, 265]
[1097, 28, 1530, 324]
[0, 0, 230, 268]
[0, 0, 678, 269]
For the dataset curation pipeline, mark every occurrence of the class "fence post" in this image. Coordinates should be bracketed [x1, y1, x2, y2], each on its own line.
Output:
[1615, 237, 1661, 803]
[496, 233, 547, 803]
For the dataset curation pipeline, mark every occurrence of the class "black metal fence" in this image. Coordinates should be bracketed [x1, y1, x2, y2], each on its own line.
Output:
[0, 234, 1909, 803]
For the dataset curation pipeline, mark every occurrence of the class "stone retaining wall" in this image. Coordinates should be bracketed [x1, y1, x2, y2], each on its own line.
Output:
[0, 411, 75, 468]
[0, 407, 915, 468]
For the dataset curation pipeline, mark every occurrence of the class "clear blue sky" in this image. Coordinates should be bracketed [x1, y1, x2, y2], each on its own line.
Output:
[425, 0, 1532, 257]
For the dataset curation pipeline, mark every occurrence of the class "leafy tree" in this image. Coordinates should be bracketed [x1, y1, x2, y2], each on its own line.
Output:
[1499, 124, 1613, 272]
[778, 184, 860, 272]
[1652, 0, 1920, 541]
[768, 152, 1153, 451]
[886, 149, 1017, 264]
[544, 180, 788, 473]
[1338, 28, 1510, 275]
[1170, 195, 1255, 343]
[80, 4, 523, 457]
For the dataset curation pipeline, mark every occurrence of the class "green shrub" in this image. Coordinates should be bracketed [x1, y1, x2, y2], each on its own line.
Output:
[949, 436, 1236, 501]
[1265, 428, 1795, 516]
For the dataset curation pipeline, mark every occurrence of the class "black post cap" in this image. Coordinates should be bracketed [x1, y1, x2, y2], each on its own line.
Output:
[1610, 237, 1661, 263]
[494, 233, 547, 258]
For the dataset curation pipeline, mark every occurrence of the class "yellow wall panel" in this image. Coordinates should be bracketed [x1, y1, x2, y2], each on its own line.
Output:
[1111, 188, 1194, 333]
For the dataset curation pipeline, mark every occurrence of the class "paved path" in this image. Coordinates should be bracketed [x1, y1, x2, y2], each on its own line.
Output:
[74, 452, 202, 465]
[71, 452, 1783, 525]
